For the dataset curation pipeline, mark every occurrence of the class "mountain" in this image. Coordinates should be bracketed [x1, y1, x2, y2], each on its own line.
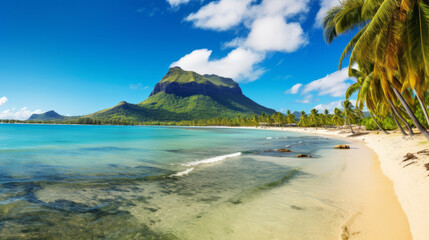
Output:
[293, 111, 301, 121]
[28, 110, 66, 121]
[87, 67, 275, 122]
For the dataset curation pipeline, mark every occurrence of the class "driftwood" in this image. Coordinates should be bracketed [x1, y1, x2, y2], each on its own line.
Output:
[417, 149, 429, 155]
[403, 153, 417, 162]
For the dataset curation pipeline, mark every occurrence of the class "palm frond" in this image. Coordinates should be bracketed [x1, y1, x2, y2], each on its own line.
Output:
[323, 6, 342, 44]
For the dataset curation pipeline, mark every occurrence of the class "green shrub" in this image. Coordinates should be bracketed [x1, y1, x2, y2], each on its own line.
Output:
[382, 116, 397, 130]
[362, 117, 378, 130]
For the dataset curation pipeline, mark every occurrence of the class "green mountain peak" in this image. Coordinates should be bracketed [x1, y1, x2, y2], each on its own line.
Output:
[160, 67, 238, 88]
[86, 67, 276, 122]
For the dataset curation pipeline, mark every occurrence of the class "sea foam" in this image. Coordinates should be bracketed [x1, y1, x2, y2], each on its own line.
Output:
[169, 168, 194, 177]
[182, 152, 242, 167]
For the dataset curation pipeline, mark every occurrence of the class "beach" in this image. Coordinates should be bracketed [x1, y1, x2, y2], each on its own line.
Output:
[245, 126, 429, 240]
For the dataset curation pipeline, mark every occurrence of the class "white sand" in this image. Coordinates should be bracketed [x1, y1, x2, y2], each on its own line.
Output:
[242, 126, 429, 240]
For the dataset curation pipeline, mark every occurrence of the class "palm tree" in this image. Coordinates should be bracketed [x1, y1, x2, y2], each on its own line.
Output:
[298, 111, 308, 128]
[323, 0, 429, 139]
[273, 112, 285, 126]
[251, 114, 259, 127]
[345, 67, 392, 134]
[323, 109, 330, 128]
[342, 100, 359, 134]
[332, 108, 344, 128]
[309, 109, 320, 128]
[286, 110, 295, 125]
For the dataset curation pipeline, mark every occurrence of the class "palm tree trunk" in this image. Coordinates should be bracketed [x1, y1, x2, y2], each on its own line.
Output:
[392, 87, 429, 140]
[388, 98, 414, 135]
[370, 112, 390, 134]
[415, 92, 429, 128]
[349, 124, 355, 133]
[391, 111, 408, 136]
[348, 119, 355, 134]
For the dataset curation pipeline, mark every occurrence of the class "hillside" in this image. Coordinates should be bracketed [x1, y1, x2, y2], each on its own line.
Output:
[87, 67, 275, 122]
[28, 110, 66, 121]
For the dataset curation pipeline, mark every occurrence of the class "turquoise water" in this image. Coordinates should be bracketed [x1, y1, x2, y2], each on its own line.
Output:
[0, 124, 347, 239]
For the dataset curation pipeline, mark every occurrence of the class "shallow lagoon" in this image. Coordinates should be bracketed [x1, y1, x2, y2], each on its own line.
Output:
[0, 124, 364, 239]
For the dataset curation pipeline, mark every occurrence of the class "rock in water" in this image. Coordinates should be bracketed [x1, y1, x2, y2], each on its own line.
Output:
[278, 149, 292, 152]
[334, 144, 350, 149]
[296, 154, 312, 158]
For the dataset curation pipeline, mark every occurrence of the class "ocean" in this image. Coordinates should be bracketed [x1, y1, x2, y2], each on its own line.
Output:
[0, 124, 360, 239]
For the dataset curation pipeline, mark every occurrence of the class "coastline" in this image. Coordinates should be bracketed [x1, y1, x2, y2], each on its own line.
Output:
[2, 123, 427, 238]
[237, 126, 428, 240]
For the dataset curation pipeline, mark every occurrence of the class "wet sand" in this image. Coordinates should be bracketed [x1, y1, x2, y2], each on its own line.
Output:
[336, 141, 411, 240]
[226, 126, 414, 240]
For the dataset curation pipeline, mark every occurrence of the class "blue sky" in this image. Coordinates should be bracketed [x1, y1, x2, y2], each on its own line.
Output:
[0, 0, 355, 119]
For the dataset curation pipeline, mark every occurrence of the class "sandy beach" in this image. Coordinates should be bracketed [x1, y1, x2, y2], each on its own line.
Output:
[241, 126, 428, 240]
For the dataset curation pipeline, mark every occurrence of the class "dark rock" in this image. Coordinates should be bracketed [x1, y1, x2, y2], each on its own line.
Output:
[334, 144, 350, 149]
[291, 205, 304, 210]
[278, 149, 292, 152]
[150, 81, 243, 98]
[403, 153, 417, 162]
[296, 154, 312, 158]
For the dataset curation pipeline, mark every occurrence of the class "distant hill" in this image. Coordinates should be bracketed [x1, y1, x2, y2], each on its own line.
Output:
[87, 67, 275, 122]
[293, 111, 301, 121]
[28, 110, 66, 121]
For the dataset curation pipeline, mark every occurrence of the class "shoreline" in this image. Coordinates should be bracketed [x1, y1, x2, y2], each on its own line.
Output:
[235, 126, 428, 240]
[1, 123, 426, 238]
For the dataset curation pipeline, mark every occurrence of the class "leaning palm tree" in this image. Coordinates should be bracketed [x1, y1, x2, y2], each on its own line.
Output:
[342, 100, 359, 134]
[323, 0, 429, 139]
[345, 67, 392, 134]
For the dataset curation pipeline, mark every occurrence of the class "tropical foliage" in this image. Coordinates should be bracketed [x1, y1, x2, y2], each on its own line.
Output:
[323, 0, 429, 139]
[0, 105, 361, 129]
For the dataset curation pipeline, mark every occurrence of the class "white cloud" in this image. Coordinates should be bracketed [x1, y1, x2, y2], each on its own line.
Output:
[244, 16, 307, 52]
[315, 0, 340, 27]
[278, 108, 286, 113]
[302, 66, 354, 97]
[177, 0, 310, 81]
[0, 96, 7, 106]
[167, 0, 191, 7]
[0, 107, 43, 120]
[171, 48, 265, 81]
[314, 100, 341, 112]
[224, 37, 246, 48]
[295, 94, 315, 104]
[186, 0, 254, 31]
[249, 0, 309, 19]
[285, 83, 302, 94]
[314, 99, 356, 113]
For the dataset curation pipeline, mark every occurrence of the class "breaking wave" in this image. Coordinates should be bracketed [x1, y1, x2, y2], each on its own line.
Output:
[182, 152, 242, 167]
[169, 168, 194, 177]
